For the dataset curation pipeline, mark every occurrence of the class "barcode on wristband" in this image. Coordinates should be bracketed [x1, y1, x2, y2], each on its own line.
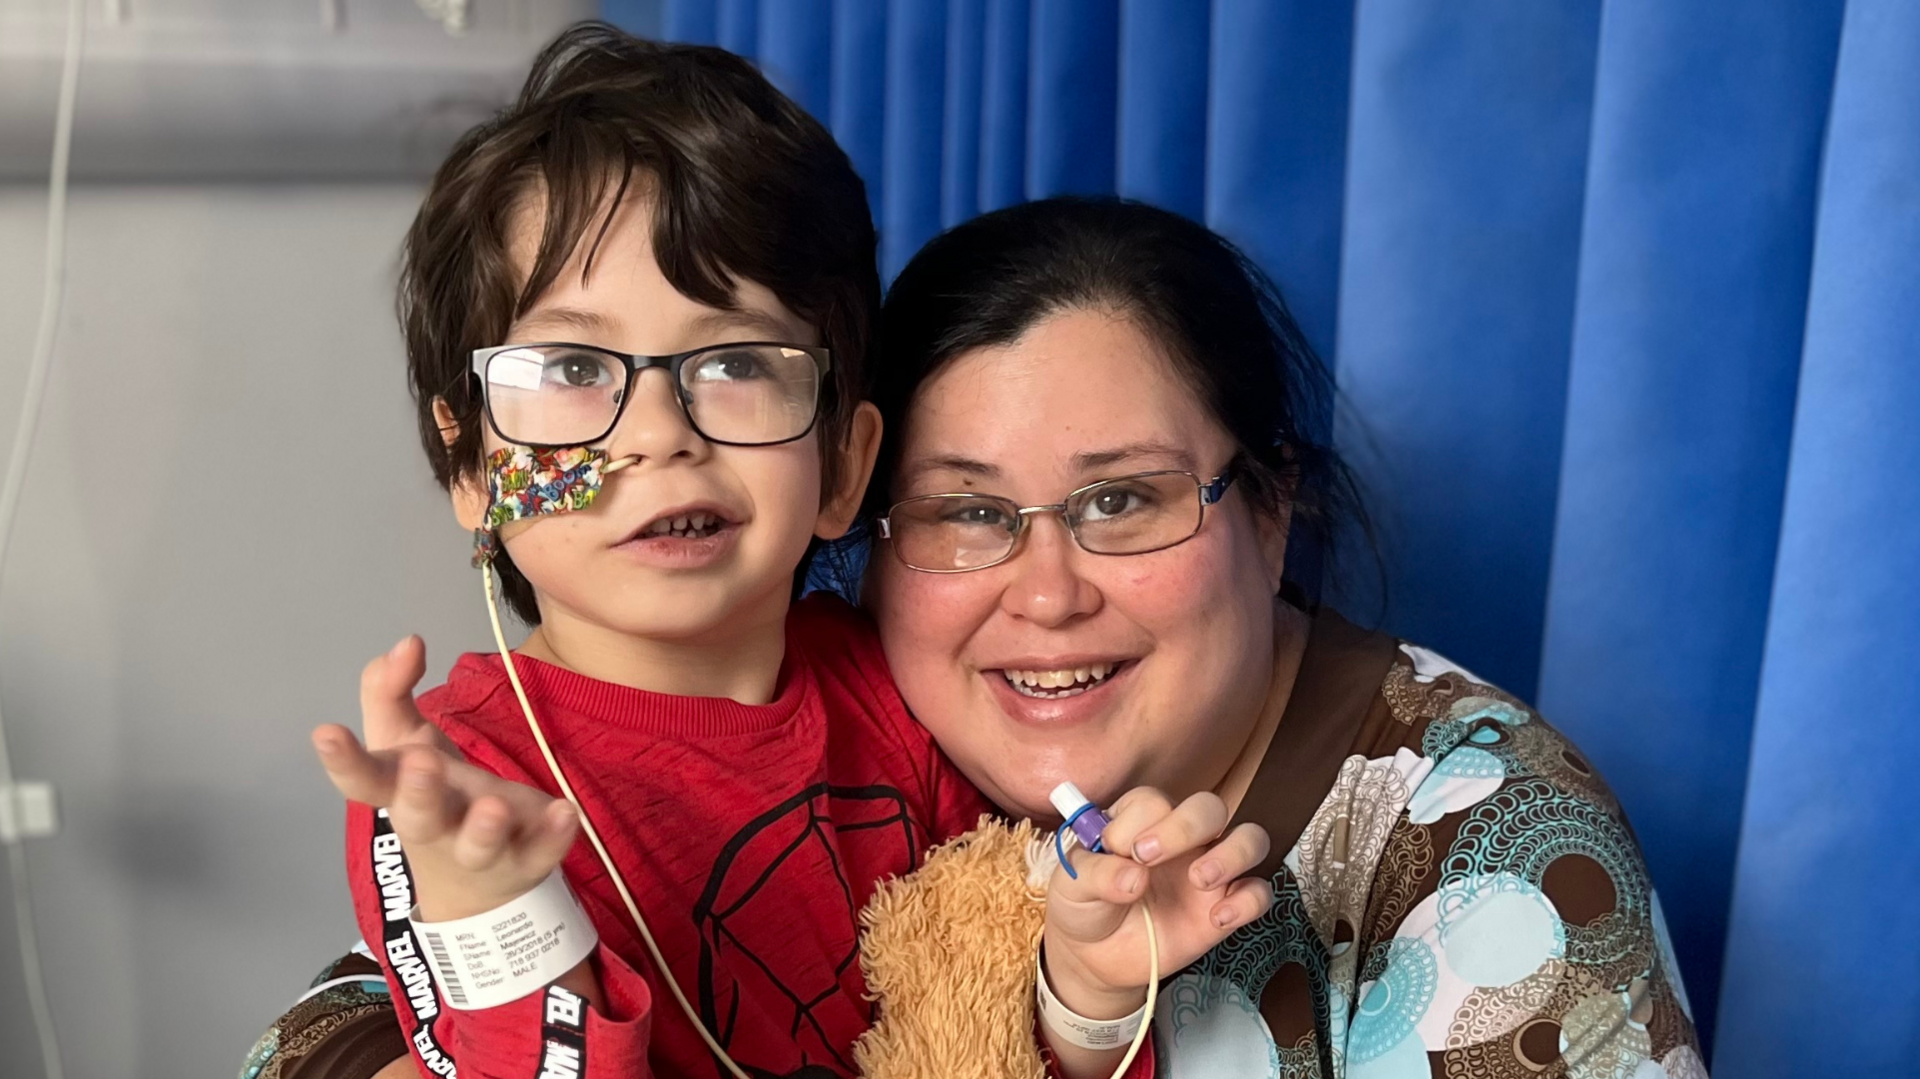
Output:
[421, 929, 469, 1007]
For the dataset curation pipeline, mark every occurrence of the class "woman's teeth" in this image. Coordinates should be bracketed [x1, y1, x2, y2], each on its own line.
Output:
[641, 512, 723, 539]
[1001, 663, 1117, 699]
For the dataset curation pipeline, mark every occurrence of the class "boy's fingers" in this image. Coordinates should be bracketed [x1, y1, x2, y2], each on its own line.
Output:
[390, 748, 460, 844]
[450, 795, 513, 871]
[1188, 822, 1272, 892]
[436, 758, 554, 823]
[1207, 877, 1274, 933]
[313, 725, 401, 806]
[360, 637, 446, 753]
[1121, 791, 1228, 867]
[523, 800, 581, 872]
[1099, 787, 1174, 858]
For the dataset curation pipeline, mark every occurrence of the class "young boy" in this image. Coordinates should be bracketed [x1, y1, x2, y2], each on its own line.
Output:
[298, 23, 993, 1079]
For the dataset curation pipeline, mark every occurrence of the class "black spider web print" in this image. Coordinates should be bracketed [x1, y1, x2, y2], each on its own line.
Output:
[691, 782, 922, 1079]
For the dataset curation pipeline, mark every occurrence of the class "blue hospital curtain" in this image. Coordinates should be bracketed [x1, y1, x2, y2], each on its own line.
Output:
[626, 2, 1920, 1069]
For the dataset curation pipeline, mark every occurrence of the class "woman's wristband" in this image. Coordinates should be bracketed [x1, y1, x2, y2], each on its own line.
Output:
[407, 870, 598, 1011]
[1034, 946, 1149, 1051]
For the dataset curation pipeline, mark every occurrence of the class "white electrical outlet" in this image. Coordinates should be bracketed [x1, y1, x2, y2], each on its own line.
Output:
[0, 781, 59, 842]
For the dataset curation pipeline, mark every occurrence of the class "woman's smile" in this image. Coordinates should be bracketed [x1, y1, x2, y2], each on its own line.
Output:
[979, 657, 1141, 725]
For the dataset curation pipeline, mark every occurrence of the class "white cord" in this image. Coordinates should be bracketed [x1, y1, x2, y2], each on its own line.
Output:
[482, 564, 752, 1079]
[0, 2, 85, 1077]
[1110, 908, 1155, 1079]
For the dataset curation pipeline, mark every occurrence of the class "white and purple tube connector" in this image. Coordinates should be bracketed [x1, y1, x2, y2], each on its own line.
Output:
[1050, 781, 1109, 877]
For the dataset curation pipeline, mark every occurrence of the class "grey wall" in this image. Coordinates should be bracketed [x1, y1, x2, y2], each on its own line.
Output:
[0, 185, 495, 1079]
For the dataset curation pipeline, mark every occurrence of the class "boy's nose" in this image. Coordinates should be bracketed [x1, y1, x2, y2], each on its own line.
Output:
[607, 368, 709, 463]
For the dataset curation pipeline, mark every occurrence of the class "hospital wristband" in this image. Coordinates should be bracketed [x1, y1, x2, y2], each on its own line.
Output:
[1035, 947, 1149, 1051]
[408, 870, 598, 1011]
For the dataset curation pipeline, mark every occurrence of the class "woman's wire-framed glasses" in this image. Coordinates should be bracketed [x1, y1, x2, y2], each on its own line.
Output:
[876, 465, 1237, 573]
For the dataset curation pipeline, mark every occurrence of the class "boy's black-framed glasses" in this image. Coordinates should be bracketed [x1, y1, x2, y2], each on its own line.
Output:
[876, 466, 1238, 573]
[468, 341, 832, 449]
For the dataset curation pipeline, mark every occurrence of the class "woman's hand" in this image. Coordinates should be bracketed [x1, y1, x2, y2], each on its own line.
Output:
[312, 636, 581, 923]
[1042, 788, 1273, 1027]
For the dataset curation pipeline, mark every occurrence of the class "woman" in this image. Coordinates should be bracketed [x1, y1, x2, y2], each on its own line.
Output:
[860, 198, 1703, 1078]
[251, 198, 1704, 1079]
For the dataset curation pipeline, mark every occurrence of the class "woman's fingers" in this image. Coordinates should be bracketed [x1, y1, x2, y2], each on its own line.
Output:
[1188, 822, 1272, 892]
[1111, 790, 1228, 867]
[1049, 850, 1144, 942]
[1207, 876, 1274, 933]
[312, 724, 400, 806]
[1052, 845, 1148, 904]
[1098, 787, 1172, 858]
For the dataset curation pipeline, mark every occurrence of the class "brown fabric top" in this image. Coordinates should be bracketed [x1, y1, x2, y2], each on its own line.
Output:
[1173, 608, 1707, 1078]
[1233, 608, 1402, 881]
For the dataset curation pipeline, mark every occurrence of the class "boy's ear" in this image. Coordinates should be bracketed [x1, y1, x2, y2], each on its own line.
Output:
[815, 401, 883, 541]
[433, 397, 490, 531]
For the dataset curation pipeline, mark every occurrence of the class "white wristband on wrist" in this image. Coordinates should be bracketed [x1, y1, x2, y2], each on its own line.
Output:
[408, 869, 598, 1011]
[1035, 948, 1149, 1051]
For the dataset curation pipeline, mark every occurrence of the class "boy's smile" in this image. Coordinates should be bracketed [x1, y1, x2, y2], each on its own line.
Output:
[613, 499, 745, 569]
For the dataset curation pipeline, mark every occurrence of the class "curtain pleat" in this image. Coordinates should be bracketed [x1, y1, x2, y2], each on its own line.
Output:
[1330, 0, 1602, 700]
[757, 0, 832, 120]
[623, 3, 1920, 1066]
[978, 0, 1030, 213]
[662, 0, 717, 45]
[942, 0, 987, 227]
[1204, 0, 1352, 359]
[830, 0, 888, 221]
[1115, 0, 1207, 221]
[1713, 2, 1920, 1072]
[1534, 3, 1846, 1050]
[1025, 0, 1118, 198]
[880, 0, 946, 280]
[717, 0, 758, 58]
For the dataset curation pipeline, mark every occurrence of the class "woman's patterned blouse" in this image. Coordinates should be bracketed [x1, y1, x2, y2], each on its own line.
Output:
[1156, 610, 1706, 1079]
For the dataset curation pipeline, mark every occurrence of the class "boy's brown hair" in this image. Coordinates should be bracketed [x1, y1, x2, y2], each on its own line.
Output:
[402, 22, 879, 622]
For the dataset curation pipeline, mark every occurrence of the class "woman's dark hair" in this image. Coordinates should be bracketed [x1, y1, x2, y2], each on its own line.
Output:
[402, 22, 878, 622]
[854, 196, 1370, 601]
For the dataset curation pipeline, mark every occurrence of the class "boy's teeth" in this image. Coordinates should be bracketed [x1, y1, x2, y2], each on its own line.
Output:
[640, 511, 724, 537]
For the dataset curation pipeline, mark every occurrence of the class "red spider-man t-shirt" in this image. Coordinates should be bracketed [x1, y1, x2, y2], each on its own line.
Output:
[346, 594, 991, 1079]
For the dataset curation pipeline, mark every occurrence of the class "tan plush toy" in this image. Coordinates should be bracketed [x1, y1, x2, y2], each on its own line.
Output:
[852, 816, 1058, 1079]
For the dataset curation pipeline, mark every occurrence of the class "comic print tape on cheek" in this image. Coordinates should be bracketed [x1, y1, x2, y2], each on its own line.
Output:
[470, 445, 637, 567]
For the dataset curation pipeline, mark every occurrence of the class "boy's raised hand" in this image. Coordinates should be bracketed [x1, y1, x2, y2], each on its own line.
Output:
[312, 636, 581, 922]
[1042, 788, 1274, 1023]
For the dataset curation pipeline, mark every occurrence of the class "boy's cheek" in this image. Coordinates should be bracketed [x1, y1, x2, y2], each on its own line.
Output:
[497, 518, 588, 582]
